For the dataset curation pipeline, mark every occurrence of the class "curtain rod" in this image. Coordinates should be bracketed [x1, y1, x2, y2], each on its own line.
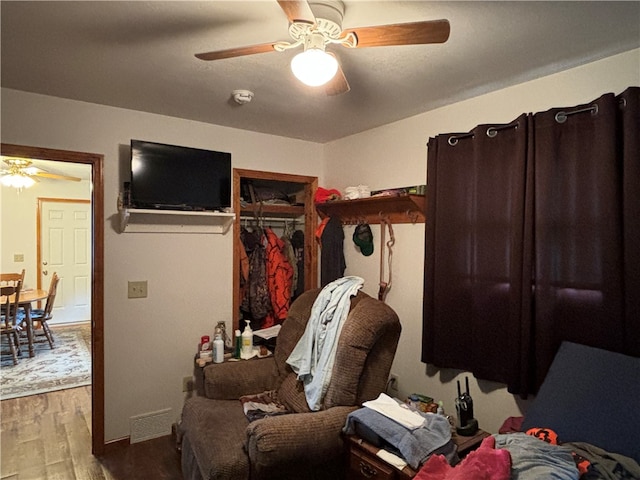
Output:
[447, 121, 519, 146]
[444, 98, 624, 145]
[486, 122, 519, 137]
[240, 215, 299, 224]
[555, 104, 598, 123]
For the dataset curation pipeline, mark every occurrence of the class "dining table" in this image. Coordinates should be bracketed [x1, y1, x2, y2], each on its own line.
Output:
[2, 288, 48, 357]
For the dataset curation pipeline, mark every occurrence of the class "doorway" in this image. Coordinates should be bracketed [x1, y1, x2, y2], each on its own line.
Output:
[0, 143, 105, 455]
[38, 198, 92, 324]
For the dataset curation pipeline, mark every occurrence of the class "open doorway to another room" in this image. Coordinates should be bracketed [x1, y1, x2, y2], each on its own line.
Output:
[0, 143, 104, 456]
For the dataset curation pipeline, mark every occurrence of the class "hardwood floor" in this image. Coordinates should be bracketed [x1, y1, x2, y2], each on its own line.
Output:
[1, 386, 183, 479]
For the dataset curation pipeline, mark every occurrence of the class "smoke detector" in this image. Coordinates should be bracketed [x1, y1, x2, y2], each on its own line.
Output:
[232, 90, 254, 105]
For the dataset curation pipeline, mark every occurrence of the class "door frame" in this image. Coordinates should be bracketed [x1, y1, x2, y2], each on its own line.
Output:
[1, 143, 105, 455]
[232, 168, 318, 334]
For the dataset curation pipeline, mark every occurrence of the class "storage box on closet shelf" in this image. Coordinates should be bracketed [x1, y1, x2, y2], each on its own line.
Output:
[344, 185, 371, 200]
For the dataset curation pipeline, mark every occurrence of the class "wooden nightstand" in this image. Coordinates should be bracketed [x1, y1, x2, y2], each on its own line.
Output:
[345, 429, 490, 480]
[452, 429, 491, 457]
[346, 435, 416, 480]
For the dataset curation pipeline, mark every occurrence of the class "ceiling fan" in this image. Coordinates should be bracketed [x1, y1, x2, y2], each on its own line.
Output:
[195, 0, 450, 95]
[1, 157, 81, 189]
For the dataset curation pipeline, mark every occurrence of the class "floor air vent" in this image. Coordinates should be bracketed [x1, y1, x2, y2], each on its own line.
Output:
[129, 408, 173, 444]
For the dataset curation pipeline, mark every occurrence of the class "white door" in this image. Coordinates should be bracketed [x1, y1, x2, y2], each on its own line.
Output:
[39, 199, 91, 324]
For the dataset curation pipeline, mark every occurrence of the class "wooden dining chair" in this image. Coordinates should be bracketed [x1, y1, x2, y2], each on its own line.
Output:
[0, 269, 26, 287]
[22, 273, 59, 349]
[1, 282, 23, 365]
[0, 270, 25, 317]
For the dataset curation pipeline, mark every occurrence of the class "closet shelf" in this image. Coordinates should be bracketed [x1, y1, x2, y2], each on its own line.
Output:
[118, 207, 235, 234]
[240, 203, 306, 218]
[315, 194, 426, 224]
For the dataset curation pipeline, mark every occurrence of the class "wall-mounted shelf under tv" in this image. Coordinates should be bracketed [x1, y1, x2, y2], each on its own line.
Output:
[118, 206, 235, 234]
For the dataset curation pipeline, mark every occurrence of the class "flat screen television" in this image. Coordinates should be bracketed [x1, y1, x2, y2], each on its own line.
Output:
[129, 139, 231, 211]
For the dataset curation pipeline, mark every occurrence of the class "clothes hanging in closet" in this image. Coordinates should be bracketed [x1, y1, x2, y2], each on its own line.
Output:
[291, 230, 305, 298]
[240, 227, 272, 322]
[280, 229, 298, 295]
[319, 216, 346, 287]
[262, 227, 294, 328]
[240, 224, 298, 329]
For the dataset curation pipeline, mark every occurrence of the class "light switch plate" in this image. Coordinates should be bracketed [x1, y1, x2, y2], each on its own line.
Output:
[128, 281, 148, 298]
[14, 253, 25, 262]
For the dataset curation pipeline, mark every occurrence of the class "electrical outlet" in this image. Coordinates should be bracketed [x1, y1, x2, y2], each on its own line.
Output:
[182, 376, 194, 392]
[388, 373, 399, 391]
[128, 280, 148, 299]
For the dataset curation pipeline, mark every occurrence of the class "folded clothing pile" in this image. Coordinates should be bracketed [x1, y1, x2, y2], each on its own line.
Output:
[344, 185, 371, 200]
[343, 393, 454, 469]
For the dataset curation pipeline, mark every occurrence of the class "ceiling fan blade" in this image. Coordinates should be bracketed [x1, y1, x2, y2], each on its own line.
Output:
[33, 171, 81, 182]
[277, 0, 316, 25]
[196, 42, 277, 61]
[343, 19, 450, 48]
[325, 62, 350, 96]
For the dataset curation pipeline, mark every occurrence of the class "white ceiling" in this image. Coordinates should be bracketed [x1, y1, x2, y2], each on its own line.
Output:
[2, 1, 639, 144]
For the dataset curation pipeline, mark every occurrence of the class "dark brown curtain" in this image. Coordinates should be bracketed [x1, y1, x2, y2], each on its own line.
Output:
[422, 87, 639, 395]
[621, 88, 640, 358]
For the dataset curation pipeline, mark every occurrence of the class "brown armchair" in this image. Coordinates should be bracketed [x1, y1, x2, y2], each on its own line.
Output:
[180, 288, 401, 480]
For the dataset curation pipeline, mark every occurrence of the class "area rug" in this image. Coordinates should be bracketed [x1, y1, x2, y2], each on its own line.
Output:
[1, 324, 91, 400]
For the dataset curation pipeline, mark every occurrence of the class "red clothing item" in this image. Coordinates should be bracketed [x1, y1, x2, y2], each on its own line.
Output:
[315, 217, 330, 246]
[262, 228, 294, 328]
[314, 187, 341, 203]
[498, 416, 524, 434]
[415, 436, 511, 480]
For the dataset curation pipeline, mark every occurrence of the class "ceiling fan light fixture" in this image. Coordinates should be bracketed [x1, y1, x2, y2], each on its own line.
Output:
[291, 48, 338, 87]
[1, 173, 36, 190]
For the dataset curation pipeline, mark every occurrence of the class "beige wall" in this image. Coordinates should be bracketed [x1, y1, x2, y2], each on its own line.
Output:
[2, 47, 638, 442]
[0, 90, 324, 441]
[324, 48, 640, 433]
